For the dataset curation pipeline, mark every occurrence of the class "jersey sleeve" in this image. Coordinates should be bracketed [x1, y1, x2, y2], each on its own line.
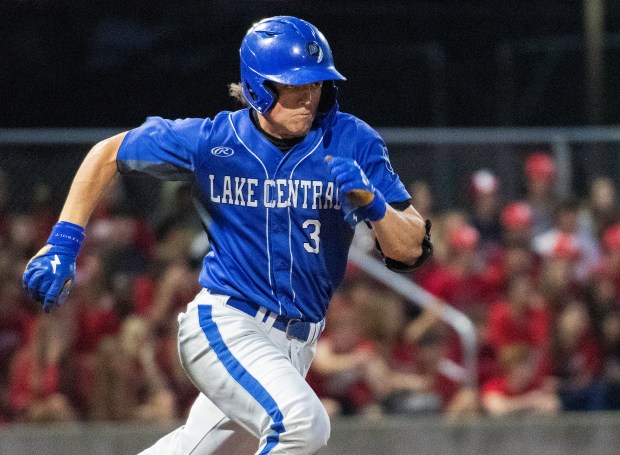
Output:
[117, 116, 212, 181]
[355, 129, 410, 204]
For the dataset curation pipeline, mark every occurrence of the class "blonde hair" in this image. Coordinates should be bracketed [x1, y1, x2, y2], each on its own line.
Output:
[228, 82, 248, 107]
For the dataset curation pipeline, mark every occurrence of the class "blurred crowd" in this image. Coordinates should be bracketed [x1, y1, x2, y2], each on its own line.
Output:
[2, 150, 620, 424]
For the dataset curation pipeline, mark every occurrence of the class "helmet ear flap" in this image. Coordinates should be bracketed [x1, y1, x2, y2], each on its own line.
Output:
[244, 81, 277, 103]
[244, 81, 258, 103]
[240, 65, 277, 113]
[263, 81, 278, 107]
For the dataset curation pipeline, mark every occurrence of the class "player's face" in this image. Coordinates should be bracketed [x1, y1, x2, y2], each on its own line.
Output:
[258, 82, 323, 139]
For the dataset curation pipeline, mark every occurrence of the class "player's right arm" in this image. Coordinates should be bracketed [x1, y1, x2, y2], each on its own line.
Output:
[24, 116, 207, 312]
[22, 132, 127, 312]
[59, 132, 127, 226]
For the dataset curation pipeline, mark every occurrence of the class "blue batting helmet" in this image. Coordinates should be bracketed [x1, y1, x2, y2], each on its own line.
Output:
[240, 16, 346, 113]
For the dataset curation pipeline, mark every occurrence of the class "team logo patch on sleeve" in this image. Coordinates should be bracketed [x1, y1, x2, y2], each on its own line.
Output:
[382, 146, 394, 174]
[211, 146, 235, 157]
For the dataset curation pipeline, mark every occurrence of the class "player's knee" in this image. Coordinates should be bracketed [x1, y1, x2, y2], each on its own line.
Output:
[281, 397, 330, 454]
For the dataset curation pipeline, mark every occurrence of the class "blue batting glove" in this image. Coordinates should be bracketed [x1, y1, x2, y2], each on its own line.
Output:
[22, 221, 85, 312]
[326, 156, 386, 225]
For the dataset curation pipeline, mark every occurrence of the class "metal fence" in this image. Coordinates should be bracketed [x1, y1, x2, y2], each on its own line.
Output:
[3, 126, 620, 213]
[377, 126, 620, 212]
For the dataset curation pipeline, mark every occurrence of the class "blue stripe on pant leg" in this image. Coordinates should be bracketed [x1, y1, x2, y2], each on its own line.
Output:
[198, 305, 285, 454]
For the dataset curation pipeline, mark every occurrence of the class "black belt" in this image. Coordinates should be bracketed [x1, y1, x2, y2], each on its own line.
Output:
[226, 296, 322, 342]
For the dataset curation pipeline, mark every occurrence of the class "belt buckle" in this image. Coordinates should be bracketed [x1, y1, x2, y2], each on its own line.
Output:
[285, 319, 304, 341]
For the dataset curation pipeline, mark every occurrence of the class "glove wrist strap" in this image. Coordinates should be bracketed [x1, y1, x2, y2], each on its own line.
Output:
[47, 221, 85, 256]
[364, 188, 387, 221]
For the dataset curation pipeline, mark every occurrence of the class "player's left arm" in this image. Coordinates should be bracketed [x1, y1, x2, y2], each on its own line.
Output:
[370, 202, 427, 265]
[327, 152, 433, 271]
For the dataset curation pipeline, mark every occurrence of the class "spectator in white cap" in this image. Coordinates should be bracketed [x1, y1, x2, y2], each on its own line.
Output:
[469, 169, 503, 254]
[533, 198, 601, 284]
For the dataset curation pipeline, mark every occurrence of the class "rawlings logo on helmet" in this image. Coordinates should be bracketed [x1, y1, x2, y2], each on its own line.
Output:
[306, 41, 323, 62]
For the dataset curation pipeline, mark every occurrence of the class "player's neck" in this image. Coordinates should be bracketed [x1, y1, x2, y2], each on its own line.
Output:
[250, 110, 303, 153]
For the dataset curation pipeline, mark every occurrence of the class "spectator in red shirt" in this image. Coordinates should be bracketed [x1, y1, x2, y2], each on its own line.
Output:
[351, 266, 479, 418]
[500, 201, 535, 246]
[309, 291, 386, 417]
[485, 201, 541, 296]
[487, 274, 551, 375]
[418, 224, 497, 313]
[533, 199, 601, 284]
[309, 290, 432, 417]
[62, 248, 128, 417]
[597, 224, 620, 299]
[538, 235, 584, 318]
[552, 301, 609, 411]
[441, 299, 498, 401]
[481, 343, 559, 416]
[88, 316, 175, 422]
[7, 315, 76, 422]
[410, 328, 479, 419]
[415, 210, 468, 271]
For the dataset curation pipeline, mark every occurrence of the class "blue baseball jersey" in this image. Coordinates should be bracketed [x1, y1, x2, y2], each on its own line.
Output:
[117, 106, 410, 322]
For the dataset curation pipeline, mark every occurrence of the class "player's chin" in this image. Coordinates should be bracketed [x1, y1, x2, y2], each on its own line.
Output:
[288, 119, 313, 137]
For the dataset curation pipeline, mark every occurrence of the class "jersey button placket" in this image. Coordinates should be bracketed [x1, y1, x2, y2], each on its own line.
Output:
[272, 226, 291, 300]
[271, 164, 294, 304]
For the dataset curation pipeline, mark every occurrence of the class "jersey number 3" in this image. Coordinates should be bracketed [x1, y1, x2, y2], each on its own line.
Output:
[303, 219, 321, 254]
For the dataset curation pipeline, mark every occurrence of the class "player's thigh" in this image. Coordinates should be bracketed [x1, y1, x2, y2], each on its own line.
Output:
[178, 300, 322, 440]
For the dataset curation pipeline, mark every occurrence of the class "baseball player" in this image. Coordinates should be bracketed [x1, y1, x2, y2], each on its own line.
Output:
[23, 16, 432, 454]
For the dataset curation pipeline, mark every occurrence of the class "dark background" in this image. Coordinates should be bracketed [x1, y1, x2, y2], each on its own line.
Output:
[2, 0, 620, 128]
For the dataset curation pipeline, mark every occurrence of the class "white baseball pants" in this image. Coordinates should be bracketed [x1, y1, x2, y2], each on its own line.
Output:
[138, 289, 329, 455]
